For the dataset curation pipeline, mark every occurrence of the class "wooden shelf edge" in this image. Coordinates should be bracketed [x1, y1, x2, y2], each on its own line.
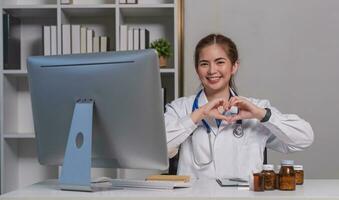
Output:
[3, 133, 35, 139]
[118, 3, 175, 8]
[160, 68, 175, 73]
[2, 70, 28, 76]
[61, 4, 116, 9]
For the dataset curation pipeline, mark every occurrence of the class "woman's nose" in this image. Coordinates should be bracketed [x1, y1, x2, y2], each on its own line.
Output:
[208, 63, 217, 74]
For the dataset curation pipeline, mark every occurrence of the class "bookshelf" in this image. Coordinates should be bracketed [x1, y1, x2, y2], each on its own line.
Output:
[0, 0, 182, 194]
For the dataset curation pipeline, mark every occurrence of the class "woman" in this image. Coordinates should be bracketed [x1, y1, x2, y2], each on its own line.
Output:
[165, 34, 314, 180]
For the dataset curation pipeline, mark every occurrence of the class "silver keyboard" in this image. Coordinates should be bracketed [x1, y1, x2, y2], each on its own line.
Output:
[92, 177, 175, 189]
[110, 179, 175, 189]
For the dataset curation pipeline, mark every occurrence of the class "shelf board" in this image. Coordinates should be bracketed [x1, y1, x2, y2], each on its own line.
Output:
[3, 133, 35, 139]
[61, 4, 116, 9]
[160, 68, 175, 73]
[120, 6, 174, 17]
[118, 3, 175, 8]
[3, 8, 57, 18]
[3, 70, 28, 76]
[2, 5, 58, 9]
[61, 7, 116, 17]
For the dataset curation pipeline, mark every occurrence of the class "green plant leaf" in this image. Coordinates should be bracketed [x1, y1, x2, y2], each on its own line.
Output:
[150, 38, 171, 58]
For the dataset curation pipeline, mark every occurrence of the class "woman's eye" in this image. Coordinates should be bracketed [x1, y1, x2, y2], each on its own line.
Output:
[217, 61, 225, 65]
[200, 63, 208, 67]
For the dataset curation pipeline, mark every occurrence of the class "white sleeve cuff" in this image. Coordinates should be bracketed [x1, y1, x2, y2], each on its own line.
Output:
[180, 115, 198, 134]
[261, 110, 277, 126]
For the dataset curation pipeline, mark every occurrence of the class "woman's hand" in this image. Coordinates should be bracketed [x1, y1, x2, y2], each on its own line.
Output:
[225, 96, 266, 123]
[191, 98, 229, 124]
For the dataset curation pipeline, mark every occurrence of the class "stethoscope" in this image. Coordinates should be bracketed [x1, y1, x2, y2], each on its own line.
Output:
[191, 89, 244, 166]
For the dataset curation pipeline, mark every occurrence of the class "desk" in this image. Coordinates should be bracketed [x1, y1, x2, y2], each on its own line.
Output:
[1, 179, 339, 200]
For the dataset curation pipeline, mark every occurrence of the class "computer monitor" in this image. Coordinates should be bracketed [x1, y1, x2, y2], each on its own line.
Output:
[27, 49, 168, 191]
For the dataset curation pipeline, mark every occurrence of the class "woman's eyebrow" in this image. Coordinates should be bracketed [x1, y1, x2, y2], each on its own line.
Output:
[215, 57, 226, 62]
[199, 59, 209, 63]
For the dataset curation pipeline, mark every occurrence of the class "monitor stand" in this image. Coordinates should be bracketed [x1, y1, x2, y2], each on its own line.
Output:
[59, 99, 94, 192]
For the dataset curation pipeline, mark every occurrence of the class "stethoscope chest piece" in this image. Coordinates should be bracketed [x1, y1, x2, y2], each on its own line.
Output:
[233, 123, 244, 138]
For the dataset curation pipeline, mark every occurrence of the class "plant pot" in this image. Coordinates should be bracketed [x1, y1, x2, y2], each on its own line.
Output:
[159, 56, 168, 68]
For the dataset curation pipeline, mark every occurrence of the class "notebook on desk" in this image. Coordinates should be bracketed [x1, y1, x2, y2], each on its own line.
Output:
[146, 175, 192, 188]
[146, 175, 191, 182]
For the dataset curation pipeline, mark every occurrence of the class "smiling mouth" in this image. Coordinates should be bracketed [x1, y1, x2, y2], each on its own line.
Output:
[206, 76, 222, 81]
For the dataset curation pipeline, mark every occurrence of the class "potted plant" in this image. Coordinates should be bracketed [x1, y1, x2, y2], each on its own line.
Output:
[150, 38, 171, 68]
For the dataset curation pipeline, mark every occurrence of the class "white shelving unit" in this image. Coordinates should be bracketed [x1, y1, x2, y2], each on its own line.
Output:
[0, 0, 181, 194]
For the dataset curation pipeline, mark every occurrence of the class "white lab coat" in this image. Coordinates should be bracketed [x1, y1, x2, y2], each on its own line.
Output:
[165, 90, 314, 180]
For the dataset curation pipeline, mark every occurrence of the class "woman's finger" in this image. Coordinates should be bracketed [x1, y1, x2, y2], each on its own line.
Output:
[213, 112, 229, 121]
[226, 114, 242, 123]
[224, 112, 240, 121]
[223, 100, 231, 110]
[223, 115, 233, 122]
[230, 99, 243, 107]
[229, 96, 239, 104]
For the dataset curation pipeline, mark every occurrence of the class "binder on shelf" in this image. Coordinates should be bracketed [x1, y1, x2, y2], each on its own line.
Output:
[139, 28, 150, 50]
[62, 24, 71, 55]
[3, 13, 21, 69]
[133, 28, 140, 50]
[120, 25, 128, 51]
[80, 27, 87, 53]
[43, 26, 51, 56]
[93, 36, 100, 53]
[100, 36, 108, 52]
[73, 0, 108, 4]
[51, 26, 57, 55]
[71, 25, 81, 54]
[86, 29, 94, 53]
[128, 28, 134, 50]
[119, 0, 127, 4]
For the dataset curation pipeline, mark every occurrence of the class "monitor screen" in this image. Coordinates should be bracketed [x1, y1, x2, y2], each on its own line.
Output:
[27, 49, 168, 172]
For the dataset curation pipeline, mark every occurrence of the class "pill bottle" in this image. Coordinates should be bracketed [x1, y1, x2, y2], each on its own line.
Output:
[275, 165, 281, 189]
[294, 165, 304, 185]
[262, 164, 275, 190]
[253, 172, 265, 192]
[279, 160, 296, 191]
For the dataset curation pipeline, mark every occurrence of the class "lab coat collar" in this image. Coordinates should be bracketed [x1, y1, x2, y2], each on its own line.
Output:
[230, 88, 237, 97]
[198, 90, 208, 108]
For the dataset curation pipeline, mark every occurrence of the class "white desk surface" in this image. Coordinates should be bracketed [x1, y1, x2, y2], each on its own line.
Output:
[1, 179, 339, 200]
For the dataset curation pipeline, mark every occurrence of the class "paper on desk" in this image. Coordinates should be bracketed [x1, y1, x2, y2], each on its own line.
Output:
[172, 181, 192, 188]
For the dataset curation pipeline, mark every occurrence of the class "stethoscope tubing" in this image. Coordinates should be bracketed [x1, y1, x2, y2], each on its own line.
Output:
[191, 89, 244, 167]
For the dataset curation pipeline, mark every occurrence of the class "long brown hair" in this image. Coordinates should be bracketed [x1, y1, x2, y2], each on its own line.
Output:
[194, 34, 239, 93]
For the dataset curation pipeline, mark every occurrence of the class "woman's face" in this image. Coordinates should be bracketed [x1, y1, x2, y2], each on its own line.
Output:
[196, 44, 238, 94]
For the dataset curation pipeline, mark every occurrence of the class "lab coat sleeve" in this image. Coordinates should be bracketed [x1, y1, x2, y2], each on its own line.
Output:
[256, 99, 314, 153]
[165, 99, 198, 158]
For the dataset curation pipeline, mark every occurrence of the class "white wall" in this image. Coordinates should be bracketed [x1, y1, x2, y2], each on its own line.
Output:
[184, 0, 339, 178]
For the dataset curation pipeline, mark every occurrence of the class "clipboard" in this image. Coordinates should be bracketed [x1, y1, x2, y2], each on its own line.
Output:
[216, 178, 249, 187]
